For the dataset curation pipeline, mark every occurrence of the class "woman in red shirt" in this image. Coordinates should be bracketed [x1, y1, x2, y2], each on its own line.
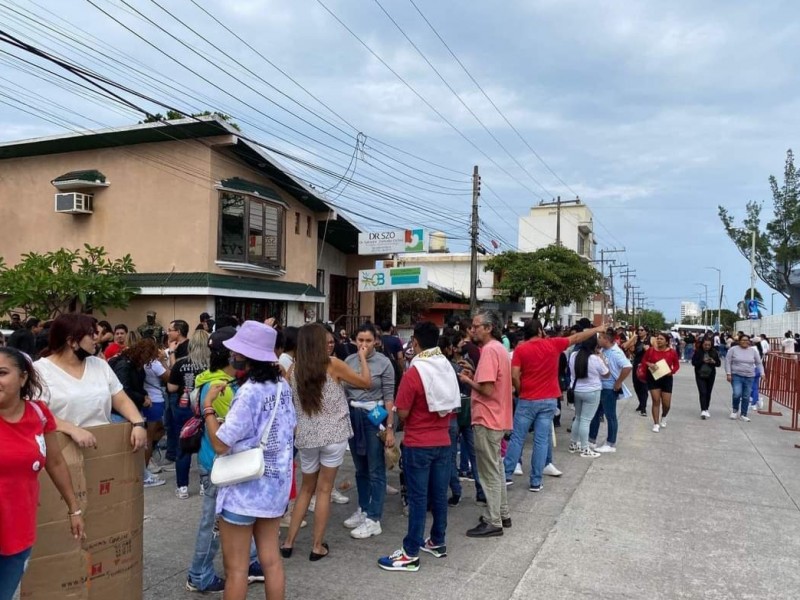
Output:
[0, 347, 84, 600]
[642, 332, 680, 433]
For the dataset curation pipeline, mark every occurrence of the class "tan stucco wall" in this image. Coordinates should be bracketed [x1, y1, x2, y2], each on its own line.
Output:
[0, 140, 214, 272]
[101, 297, 212, 332]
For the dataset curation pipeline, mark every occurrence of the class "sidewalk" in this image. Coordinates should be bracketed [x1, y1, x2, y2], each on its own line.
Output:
[142, 368, 800, 599]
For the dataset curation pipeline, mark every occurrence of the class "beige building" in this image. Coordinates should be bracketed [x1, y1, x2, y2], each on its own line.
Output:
[0, 117, 375, 329]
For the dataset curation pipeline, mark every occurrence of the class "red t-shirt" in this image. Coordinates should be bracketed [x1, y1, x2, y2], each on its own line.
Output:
[512, 337, 570, 400]
[104, 342, 124, 360]
[0, 400, 57, 555]
[642, 347, 680, 375]
[394, 366, 451, 448]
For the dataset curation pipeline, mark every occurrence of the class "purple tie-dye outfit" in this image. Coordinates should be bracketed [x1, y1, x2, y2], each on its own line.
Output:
[215, 378, 296, 519]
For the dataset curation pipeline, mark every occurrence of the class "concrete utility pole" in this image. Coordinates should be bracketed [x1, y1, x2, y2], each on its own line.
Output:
[620, 268, 636, 321]
[538, 197, 580, 247]
[627, 283, 640, 324]
[609, 263, 628, 321]
[599, 248, 624, 321]
[469, 165, 480, 315]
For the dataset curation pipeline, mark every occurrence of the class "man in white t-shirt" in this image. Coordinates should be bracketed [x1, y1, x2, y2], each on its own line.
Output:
[759, 334, 771, 356]
[781, 332, 795, 354]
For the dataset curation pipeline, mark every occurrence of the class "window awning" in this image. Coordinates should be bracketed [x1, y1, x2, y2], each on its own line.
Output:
[51, 169, 110, 190]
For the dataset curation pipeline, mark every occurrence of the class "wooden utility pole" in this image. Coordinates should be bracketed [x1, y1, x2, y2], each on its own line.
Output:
[599, 248, 624, 321]
[469, 165, 480, 314]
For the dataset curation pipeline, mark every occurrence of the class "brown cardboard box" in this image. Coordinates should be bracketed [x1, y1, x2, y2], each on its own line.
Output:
[21, 424, 144, 600]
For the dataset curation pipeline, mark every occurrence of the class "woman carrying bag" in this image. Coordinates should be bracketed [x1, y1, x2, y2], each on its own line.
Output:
[203, 321, 296, 600]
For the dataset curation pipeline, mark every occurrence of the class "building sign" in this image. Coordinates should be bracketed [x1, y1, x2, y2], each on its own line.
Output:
[358, 229, 428, 255]
[358, 267, 428, 292]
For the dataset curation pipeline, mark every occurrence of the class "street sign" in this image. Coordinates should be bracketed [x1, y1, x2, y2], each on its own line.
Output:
[358, 229, 428, 255]
[748, 299, 760, 320]
[358, 267, 428, 292]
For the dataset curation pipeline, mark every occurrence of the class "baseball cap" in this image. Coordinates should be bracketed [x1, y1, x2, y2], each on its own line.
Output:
[146, 310, 156, 317]
[200, 312, 211, 321]
[223, 321, 278, 362]
[208, 326, 237, 351]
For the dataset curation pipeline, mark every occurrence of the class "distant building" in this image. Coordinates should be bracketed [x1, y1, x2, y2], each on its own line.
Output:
[680, 301, 700, 321]
[517, 198, 598, 326]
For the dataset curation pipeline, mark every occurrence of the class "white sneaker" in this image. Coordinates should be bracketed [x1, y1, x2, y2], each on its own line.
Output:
[175, 486, 189, 499]
[143, 475, 166, 488]
[543, 463, 563, 477]
[331, 488, 350, 504]
[308, 495, 316, 512]
[595, 444, 616, 454]
[343, 508, 365, 529]
[147, 460, 163, 474]
[652, 424, 660, 433]
[350, 517, 382, 539]
[588, 442, 597, 450]
[740, 415, 751, 422]
[729, 412, 738, 420]
[280, 512, 307, 528]
[385, 484, 399, 496]
[701, 410, 710, 420]
[757, 398, 764, 410]
[568, 441, 580, 454]
[660, 417, 667, 428]
[580, 447, 600, 458]
[513, 463, 523, 476]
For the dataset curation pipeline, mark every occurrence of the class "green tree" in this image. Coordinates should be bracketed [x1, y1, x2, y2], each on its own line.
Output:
[719, 149, 800, 308]
[634, 309, 667, 331]
[0, 245, 136, 319]
[374, 288, 439, 326]
[486, 246, 601, 324]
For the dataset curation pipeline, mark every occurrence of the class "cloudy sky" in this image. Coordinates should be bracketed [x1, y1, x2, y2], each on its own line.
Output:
[1, 0, 796, 320]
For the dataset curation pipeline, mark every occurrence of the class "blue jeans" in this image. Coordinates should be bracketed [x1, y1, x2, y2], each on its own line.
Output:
[457, 424, 483, 497]
[164, 392, 176, 461]
[731, 374, 754, 416]
[589, 389, 619, 445]
[503, 399, 556, 487]
[402, 445, 450, 557]
[167, 392, 194, 487]
[570, 390, 601, 449]
[349, 409, 387, 522]
[188, 471, 258, 590]
[750, 373, 761, 406]
[0, 546, 32, 600]
[684, 346, 694, 362]
[448, 420, 462, 497]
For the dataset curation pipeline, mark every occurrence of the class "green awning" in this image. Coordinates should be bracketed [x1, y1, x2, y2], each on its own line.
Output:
[125, 272, 324, 300]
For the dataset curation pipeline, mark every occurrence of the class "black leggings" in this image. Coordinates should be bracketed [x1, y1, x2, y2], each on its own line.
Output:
[695, 374, 715, 411]
[633, 370, 649, 411]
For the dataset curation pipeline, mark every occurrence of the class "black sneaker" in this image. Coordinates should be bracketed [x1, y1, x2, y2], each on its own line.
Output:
[480, 515, 512, 528]
[529, 484, 543, 493]
[448, 494, 461, 506]
[420, 538, 447, 558]
[186, 576, 225, 593]
[466, 521, 503, 538]
[505, 479, 514, 487]
[247, 561, 264, 583]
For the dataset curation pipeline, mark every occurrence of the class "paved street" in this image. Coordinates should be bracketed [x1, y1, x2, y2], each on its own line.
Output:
[143, 368, 800, 599]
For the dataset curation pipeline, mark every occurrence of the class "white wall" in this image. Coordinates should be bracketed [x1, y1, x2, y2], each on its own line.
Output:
[399, 253, 495, 301]
[735, 313, 800, 337]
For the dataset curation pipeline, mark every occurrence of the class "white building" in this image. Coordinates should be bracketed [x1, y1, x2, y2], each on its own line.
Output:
[396, 252, 495, 302]
[680, 301, 700, 321]
[517, 199, 598, 325]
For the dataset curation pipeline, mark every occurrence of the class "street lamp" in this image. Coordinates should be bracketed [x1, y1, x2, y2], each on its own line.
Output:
[706, 267, 721, 331]
[772, 291, 778, 315]
[695, 283, 708, 326]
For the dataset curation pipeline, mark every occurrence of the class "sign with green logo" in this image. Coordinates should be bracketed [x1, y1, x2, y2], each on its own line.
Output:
[357, 267, 428, 292]
[358, 229, 428, 255]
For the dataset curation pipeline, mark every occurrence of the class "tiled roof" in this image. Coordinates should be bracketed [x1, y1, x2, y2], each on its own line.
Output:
[125, 272, 324, 298]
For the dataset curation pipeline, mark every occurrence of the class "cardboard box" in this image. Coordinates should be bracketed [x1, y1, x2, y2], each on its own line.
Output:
[21, 424, 144, 600]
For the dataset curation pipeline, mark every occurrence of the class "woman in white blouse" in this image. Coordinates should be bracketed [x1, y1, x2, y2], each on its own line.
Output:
[34, 314, 147, 451]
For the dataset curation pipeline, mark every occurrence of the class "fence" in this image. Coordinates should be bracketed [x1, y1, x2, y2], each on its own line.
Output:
[758, 353, 800, 448]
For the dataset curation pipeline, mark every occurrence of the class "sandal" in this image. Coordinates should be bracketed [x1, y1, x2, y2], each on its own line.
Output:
[309, 542, 329, 562]
[280, 545, 293, 558]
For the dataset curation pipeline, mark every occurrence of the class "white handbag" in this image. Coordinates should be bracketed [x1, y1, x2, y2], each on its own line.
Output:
[210, 381, 282, 487]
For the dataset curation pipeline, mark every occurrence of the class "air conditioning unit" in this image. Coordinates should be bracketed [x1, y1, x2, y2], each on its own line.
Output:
[54, 192, 93, 214]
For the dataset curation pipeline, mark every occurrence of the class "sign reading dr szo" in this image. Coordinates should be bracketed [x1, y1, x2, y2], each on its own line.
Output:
[358, 229, 429, 255]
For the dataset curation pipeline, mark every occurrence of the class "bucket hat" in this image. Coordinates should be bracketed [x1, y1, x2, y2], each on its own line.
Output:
[223, 320, 278, 362]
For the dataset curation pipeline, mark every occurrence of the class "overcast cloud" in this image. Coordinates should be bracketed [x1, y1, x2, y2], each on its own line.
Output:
[1, 0, 797, 319]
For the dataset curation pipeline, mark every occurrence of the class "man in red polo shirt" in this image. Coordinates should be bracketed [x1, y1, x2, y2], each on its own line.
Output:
[504, 319, 606, 491]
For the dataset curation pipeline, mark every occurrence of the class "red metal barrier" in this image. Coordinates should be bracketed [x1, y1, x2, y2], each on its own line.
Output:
[758, 353, 800, 448]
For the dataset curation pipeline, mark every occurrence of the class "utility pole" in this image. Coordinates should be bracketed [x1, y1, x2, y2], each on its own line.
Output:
[599, 248, 624, 322]
[608, 263, 628, 321]
[628, 284, 640, 324]
[469, 165, 480, 315]
[621, 269, 636, 321]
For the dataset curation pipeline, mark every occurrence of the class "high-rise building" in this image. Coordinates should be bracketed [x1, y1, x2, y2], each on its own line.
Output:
[680, 301, 700, 321]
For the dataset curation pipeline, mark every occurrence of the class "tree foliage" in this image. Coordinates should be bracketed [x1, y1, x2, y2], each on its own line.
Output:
[0, 245, 136, 319]
[140, 110, 241, 131]
[485, 246, 602, 323]
[719, 149, 800, 306]
[374, 288, 440, 326]
[616, 309, 666, 331]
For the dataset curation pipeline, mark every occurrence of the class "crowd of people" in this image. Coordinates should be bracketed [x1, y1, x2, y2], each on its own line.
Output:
[0, 307, 790, 599]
